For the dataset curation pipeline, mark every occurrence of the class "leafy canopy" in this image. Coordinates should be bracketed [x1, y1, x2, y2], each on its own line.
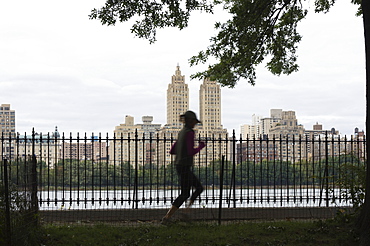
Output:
[90, 0, 360, 87]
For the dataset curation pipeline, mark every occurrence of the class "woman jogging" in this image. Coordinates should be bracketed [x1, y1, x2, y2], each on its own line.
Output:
[161, 111, 206, 224]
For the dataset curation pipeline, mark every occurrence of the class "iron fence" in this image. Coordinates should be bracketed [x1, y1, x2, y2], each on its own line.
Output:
[0, 129, 366, 224]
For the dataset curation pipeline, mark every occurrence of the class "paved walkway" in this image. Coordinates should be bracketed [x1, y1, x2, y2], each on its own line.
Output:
[40, 207, 347, 224]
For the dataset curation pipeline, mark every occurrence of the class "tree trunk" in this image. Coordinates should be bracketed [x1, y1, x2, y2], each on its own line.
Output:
[358, 0, 370, 245]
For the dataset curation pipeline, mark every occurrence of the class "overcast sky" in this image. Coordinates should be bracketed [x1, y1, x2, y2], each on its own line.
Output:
[0, 1, 365, 136]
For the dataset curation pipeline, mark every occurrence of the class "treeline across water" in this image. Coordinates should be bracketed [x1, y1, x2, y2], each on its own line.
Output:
[3, 154, 365, 191]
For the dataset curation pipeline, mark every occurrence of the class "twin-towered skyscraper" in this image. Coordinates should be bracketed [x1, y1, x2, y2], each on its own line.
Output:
[165, 65, 226, 137]
[112, 65, 228, 165]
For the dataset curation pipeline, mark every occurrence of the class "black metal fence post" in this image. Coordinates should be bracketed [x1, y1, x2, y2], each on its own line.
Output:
[231, 130, 236, 208]
[30, 154, 39, 223]
[3, 158, 12, 246]
[325, 131, 329, 207]
[134, 129, 139, 209]
[31, 128, 39, 218]
[218, 155, 225, 225]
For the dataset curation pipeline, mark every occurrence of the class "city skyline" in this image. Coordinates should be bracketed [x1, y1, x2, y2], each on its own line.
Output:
[0, 68, 363, 137]
[0, 1, 365, 136]
[2, 101, 358, 138]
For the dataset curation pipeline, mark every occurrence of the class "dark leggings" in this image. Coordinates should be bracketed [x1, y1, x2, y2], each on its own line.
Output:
[172, 165, 204, 208]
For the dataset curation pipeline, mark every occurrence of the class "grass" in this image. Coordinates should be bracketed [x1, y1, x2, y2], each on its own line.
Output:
[40, 218, 359, 246]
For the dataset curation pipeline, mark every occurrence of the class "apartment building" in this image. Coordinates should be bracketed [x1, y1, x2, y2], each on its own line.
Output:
[303, 123, 365, 162]
[159, 67, 228, 166]
[199, 78, 222, 131]
[238, 109, 304, 162]
[0, 104, 16, 138]
[238, 110, 364, 163]
[240, 109, 283, 138]
[166, 65, 189, 128]
[62, 141, 107, 161]
[304, 122, 339, 140]
[240, 114, 262, 138]
[110, 115, 161, 166]
[236, 139, 279, 163]
[110, 65, 189, 165]
[0, 104, 16, 158]
[159, 65, 190, 164]
[17, 127, 61, 165]
[197, 78, 228, 162]
[261, 109, 283, 136]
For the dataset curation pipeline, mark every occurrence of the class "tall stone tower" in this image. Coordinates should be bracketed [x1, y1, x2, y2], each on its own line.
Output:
[166, 65, 189, 128]
[199, 78, 221, 130]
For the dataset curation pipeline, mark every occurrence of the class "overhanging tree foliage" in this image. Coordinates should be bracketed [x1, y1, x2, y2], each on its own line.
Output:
[90, 0, 368, 243]
[90, 0, 308, 86]
[90, 1, 361, 86]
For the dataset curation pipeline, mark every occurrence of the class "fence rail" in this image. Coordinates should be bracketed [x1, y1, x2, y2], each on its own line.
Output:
[1, 130, 366, 224]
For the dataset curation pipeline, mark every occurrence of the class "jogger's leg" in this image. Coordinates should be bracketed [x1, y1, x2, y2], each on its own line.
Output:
[189, 171, 204, 202]
[163, 205, 179, 219]
[163, 166, 191, 221]
[172, 166, 192, 208]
